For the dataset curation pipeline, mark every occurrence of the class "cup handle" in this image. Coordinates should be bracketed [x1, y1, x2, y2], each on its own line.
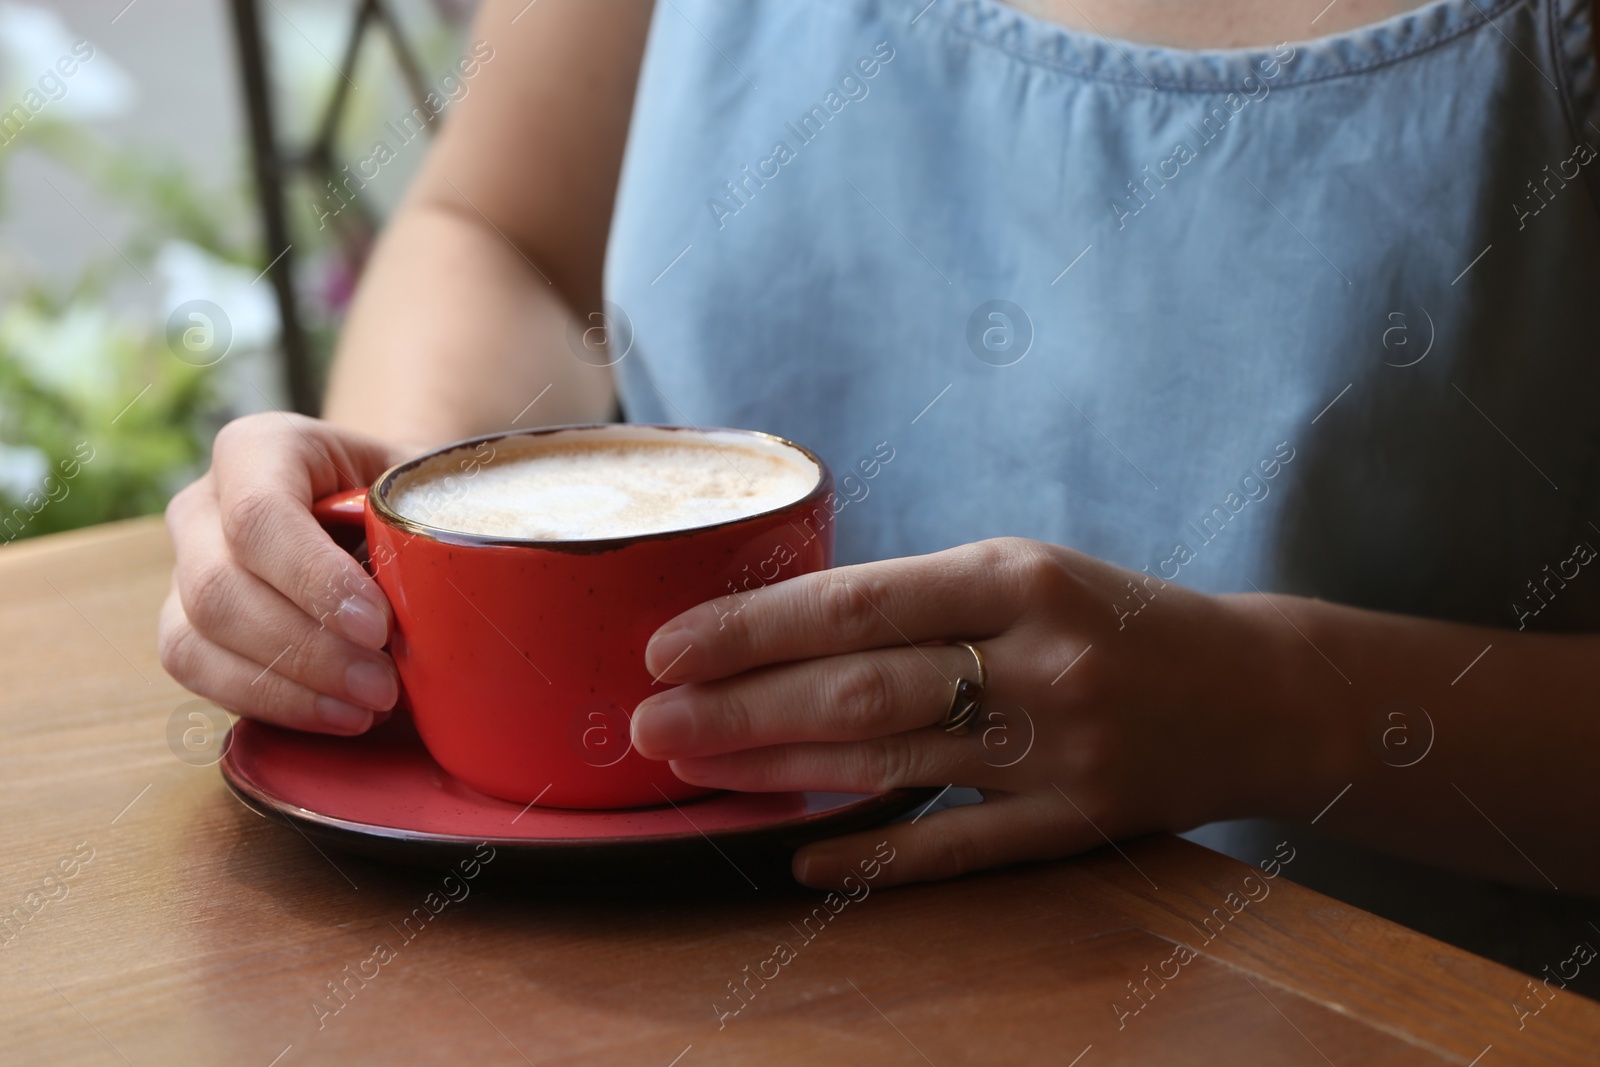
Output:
[310, 486, 411, 717]
[311, 487, 368, 556]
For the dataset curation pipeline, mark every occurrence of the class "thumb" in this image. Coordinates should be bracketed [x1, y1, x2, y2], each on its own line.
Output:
[792, 791, 1096, 890]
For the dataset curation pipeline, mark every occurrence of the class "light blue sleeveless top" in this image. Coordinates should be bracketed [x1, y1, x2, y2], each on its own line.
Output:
[606, 0, 1600, 979]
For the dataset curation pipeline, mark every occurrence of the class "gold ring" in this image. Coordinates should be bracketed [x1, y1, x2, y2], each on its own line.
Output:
[940, 641, 987, 736]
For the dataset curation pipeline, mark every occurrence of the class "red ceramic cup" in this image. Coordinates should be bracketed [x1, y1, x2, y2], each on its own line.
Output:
[312, 424, 834, 809]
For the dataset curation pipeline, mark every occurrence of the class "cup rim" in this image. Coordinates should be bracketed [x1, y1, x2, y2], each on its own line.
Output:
[369, 423, 834, 552]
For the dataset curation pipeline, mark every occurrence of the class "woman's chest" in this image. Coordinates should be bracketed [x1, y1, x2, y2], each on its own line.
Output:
[1003, 0, 1428, 46]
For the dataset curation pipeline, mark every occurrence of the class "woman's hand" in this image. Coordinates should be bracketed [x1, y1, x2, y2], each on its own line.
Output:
[158, 413, 413, 734]
[631, 538, 1338, 890]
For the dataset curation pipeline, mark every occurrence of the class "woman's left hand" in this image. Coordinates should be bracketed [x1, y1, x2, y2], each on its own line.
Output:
[630, 537, 1337, 890]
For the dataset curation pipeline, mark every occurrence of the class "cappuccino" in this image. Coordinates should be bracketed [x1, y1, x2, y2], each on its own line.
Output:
[389, 428, 819, 541]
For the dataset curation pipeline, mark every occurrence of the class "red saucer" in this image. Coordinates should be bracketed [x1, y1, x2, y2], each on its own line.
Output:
[220, 712, 928, 877]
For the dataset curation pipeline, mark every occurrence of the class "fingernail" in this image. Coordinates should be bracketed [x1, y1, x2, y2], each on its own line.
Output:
[345, 659, 398, 710]
[645, 626, 694, 680]
[315, 695, 373, 735]
[631, 693, 695, 757]
[795, 850, 845, 888]
[667, 758, 716, 786]
[334, 595, 388, 649]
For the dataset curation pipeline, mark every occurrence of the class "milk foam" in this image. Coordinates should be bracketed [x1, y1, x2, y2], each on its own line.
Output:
[389, 432, 819, 540]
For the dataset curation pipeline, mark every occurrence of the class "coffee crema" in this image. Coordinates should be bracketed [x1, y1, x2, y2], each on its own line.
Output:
[388, 429, 819, 541]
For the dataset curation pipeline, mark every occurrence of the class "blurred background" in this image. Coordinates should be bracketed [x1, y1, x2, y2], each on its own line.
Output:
[0, 0, 476, 541]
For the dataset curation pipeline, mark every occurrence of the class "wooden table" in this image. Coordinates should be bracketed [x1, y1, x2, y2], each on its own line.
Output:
[4, 517, 1598, 1065]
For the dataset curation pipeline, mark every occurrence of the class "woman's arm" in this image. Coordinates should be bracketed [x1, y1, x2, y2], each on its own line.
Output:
[627, 538, 1600, 894]
[1272, 592, 1600, 891]
[323, 0, 656, 445]
[158, 0, 655, 737]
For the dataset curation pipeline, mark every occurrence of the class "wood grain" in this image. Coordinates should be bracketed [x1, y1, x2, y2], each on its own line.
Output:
[2, 517, 1596, 1065]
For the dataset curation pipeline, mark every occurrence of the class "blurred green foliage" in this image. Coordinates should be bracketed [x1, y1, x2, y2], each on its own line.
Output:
[0, 129, 237, 542]
[0, 3, 469, 543]
[0, 297, 210, 538]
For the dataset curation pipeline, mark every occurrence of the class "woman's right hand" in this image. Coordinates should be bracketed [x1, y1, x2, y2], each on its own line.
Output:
[158, 412, 414, 734]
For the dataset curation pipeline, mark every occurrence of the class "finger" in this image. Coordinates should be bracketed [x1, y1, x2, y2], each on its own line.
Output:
[645, 538, 1048, 683]
[792, 791, 1095, 890]
[632, 644, 971, 760]
[157, 590, 379, 734]
[209, 414, 407, 650]
[667, 728, 1000, 795]
[173, 485, 399, 711]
